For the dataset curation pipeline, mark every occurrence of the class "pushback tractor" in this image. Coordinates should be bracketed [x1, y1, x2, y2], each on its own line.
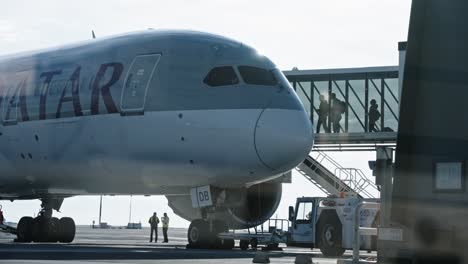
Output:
[219, 196, 380, 257]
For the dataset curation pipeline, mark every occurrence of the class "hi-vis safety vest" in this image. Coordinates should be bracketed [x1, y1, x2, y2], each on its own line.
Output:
[162, 216, 169, 228]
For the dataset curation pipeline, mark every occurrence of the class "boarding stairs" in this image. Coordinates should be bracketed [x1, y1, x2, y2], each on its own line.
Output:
[296, 151, 379, 199]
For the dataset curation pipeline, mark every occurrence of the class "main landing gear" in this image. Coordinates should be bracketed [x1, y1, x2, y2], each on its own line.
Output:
[187, 219, 234, 249]
[16, 198, 75, 243]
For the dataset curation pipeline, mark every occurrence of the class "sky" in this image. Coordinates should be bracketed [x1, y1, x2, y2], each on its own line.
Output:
[0, 0, 411, 228]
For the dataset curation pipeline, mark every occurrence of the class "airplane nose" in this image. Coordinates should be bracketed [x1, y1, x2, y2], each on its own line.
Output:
[254, 108, 314, 171]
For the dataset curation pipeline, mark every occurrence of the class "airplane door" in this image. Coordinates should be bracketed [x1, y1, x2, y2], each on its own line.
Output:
[120, 54, 161, 115]
[2, 84, 19, 125]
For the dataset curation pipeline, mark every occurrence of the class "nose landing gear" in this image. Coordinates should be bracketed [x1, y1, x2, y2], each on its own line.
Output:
[16, 198, 75, 243]
[187, 219, 234, 249]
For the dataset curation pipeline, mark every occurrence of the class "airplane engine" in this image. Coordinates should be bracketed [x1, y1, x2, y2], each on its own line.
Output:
[167, 182, 282, 229]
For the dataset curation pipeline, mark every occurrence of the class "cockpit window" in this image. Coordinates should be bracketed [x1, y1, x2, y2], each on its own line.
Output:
[272, 68, 292, 88]
[238, 66, 278, 86]
[203, 66, 239, 87]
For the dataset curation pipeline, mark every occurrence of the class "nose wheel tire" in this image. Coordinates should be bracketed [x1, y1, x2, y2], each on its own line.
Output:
[187, 219, 233, 249]
[211, 220, 234, 249]
[188, 219, 209, 248]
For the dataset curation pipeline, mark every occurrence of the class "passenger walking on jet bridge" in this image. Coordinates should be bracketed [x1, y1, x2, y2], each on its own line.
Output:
[161, 213, 169, 243]
[330, 93, 345, 133]
[316, 95, 330, 133]
[368, 99, 381, 132]
[148, 212, 160, 242]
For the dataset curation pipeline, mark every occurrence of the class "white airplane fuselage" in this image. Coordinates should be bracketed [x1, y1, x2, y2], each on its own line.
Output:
[0, 30, 313, 200]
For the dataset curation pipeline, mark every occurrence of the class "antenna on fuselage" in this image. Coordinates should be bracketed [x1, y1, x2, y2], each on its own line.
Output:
[92, 30, 96, 39]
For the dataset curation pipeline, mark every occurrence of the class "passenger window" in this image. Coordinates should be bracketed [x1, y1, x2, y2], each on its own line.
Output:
[203, 66, 239, 87]
[238, 66, 277, 86]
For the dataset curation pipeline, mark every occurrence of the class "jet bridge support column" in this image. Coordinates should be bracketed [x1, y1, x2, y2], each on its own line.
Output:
[373, 146, 395, 263]
[374, 147, 393, 227]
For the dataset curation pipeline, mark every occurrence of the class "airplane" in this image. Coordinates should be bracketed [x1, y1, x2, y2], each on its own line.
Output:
[0, 30, 313, 248]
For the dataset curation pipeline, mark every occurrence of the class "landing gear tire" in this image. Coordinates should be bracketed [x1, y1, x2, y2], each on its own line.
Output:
[16, 198, 75, 243]
[58, 217, 76, 243]
[188, 219, 209, 248]
[17, 216, 75, 243]
[187, 219, 233, 249]
[49, 217, 60, 242]
[318, 213, 345, 257]
[211, 220, 233, 249]
[32, 217, 60, 242]
[17, 217, 34, 242]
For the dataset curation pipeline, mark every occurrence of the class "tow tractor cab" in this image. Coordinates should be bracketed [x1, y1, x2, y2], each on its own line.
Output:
[288, 197, 380, 257]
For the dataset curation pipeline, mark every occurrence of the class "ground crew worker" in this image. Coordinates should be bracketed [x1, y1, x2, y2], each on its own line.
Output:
[161, 213, 169, 243]
[148, 212, 159, 242]
[0, 205, 4, 225]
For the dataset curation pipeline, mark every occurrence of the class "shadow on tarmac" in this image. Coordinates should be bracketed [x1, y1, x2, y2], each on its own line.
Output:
[0, 243, 325, 260]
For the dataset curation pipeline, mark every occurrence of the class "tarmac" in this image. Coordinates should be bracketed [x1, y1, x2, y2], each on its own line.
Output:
[0, 226, 376, 264]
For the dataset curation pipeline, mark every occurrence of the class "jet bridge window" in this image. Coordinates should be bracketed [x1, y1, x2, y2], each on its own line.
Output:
[238, 66, 277, 86]
[203, 66, 239, 87]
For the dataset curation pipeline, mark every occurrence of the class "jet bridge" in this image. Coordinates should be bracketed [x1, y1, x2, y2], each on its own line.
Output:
[284, 66, 400, 145]
[284, 66, 400, 197]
